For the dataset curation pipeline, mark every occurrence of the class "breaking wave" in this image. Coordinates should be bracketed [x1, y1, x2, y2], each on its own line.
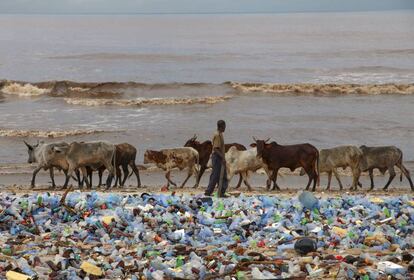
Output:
[228, 82, 414, 95]
[1, 82, 50, 97]
[63, 96, 232, 106]
[2, 80, 414, 99]
[0, 129, 119, 138]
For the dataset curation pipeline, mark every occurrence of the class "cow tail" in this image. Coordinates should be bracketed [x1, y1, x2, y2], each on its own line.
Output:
[316, 150, 320, 186]
[112, 145, 116, 176]
[399, 152, 403, 182]
[195, 152, 200, 175]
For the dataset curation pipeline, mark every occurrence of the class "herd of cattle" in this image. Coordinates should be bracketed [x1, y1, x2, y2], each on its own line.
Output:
[23, 135, 414, 192]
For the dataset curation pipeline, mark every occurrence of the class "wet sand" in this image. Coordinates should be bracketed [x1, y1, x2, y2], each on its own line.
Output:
[1, 168, 413, 196]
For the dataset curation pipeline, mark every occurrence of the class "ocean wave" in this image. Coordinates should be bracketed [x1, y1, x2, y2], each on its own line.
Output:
[1, 82, 50, 97]
[0, 129, 119, 138]
[48, 52, 204, 63]
[1, 80, 215, 98]
[229, 82, 414, 95]
[3, 80, 414, 98]
[63, 96, 232, 106]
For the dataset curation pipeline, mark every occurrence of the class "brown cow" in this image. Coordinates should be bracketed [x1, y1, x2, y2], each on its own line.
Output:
[144, 147, 199, 188]
[252, 138, 319, 191]
[184, 134, 246, 188]
[84, 143, 141, 189]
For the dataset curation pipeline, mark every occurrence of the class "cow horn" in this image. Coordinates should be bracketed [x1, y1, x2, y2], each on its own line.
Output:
[23, 140, 32, 149]
[252, 136, 257, 142]
[264, 137, 270, 143]
[193, 134, 197, 140]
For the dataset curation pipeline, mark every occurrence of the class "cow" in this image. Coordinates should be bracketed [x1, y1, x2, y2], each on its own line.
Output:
[24, 141, 81, 188]
[252, 138, 319, 191]
[358, 145, 414, 191]
[51, 141, 116, 189]
[84, 143, 141, 188]
[144, 147, 199, 188]
[300, 145, 363, 191]
[184, 134, 246, 188]
[225, 146, 270, 191]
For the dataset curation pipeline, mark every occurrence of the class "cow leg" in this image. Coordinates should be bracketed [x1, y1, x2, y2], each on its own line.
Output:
[105, 175, 113, 190]
[236, 173, 244, 189]
[165, 170, 177, 187]
[242, 172, 253, 191]
[326, 171, 332, 191]
[311, 169, 318, 192]
[180, 168, 193, 188]
[383, 166, 396, 191]
[63, 164, 75, 189]
[193, 165, 206, 188]
[97, 168, 104, 188]
[397, 163, 414, 191]
[265, 169, 274, 190]
[304, 168, 316, 191]
[351, 167, 361, 191]
[30, 166, 42, 188]
[49, 168, 56, 188]
[101, 161, 114, 190]
[79, 167, 91, 189]
[88, 169, 93, 189]
[75, 169, 83, 188]
[113, 166, 122, 188]
[332, 169, 344, 190]
[368, 169, 375, 190]
[128, 162, 141, 188]
[119, 164, 128, 187]
[272, 169, 281, 191]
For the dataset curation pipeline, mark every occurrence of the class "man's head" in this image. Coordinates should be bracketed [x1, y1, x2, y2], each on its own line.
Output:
[217, 120, 226, 132]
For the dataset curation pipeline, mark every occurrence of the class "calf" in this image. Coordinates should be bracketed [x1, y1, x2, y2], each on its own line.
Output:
[24, 141, 84, 188]
[184, 134, 246, 188]
[358, 145, 413, 191]
[252, 138, 319, 191]
[144, 147, 199, 188]
[225, 146, 270, 191]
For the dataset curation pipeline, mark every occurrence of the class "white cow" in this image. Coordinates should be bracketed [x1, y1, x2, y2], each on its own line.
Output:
[24, 141, 81, 188]
[225, 146, 270, 191]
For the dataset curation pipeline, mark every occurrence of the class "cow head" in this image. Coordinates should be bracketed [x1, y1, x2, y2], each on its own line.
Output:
[184, 134, 198, 147]
[24, 140, 39, 164]
[359, 145, 367, 151]
[252, 137, 270, 158]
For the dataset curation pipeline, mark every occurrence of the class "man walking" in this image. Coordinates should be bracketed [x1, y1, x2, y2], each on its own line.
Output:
[205, 120, 228, 197]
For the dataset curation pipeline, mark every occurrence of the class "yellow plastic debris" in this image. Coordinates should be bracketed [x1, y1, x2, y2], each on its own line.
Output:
[102, 216, 115, 225]
[408, 201, 414, 207]
[6, 271, 31, 280]
[80, 261, 103, 276]
[370, 197, 384, 204]
[364, 234, 389, 246]
[332, 226, 347, 237]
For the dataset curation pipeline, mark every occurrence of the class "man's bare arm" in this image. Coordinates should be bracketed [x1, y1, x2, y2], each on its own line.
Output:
[214, 147, 225, 161]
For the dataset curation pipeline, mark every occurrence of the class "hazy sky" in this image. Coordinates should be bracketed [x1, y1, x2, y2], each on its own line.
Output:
[1, 0, 413, 14]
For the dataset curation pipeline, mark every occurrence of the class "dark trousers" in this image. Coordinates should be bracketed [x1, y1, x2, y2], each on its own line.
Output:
[205, 152, 228, 196]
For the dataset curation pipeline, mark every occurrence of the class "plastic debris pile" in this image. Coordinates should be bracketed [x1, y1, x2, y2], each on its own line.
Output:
[0, 191, 413, 279]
